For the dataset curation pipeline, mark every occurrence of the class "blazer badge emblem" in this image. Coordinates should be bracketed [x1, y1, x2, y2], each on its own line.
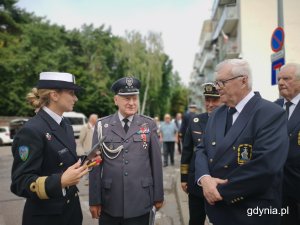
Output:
[238, 144, 252, 165]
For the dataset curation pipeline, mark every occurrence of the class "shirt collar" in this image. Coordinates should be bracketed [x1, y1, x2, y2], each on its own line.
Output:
[43, 106, 63, 124]
[118, 111, 134, 123]
[235, 91, 255, 114]
[284, 92, 300, 106]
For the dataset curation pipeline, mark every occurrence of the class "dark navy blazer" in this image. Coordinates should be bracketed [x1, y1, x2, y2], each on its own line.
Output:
[195, 93, 289, 225]
[275, 98, 300, 202]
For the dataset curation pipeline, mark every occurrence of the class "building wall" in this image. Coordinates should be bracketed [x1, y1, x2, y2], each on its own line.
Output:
[240, 0, 300, 101]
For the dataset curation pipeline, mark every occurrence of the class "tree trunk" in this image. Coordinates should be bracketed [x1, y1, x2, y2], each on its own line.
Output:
[141, 71, 150, 115]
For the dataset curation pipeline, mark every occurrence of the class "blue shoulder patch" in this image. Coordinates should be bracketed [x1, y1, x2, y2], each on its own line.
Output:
[18, 146, 29, 161]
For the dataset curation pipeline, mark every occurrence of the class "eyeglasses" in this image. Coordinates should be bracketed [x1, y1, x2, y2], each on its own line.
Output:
[214, 75, 244, 88]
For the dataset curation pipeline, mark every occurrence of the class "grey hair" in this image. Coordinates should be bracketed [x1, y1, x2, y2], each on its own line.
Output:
[215, 58, 252, 89]
[281, 63, 300, 80]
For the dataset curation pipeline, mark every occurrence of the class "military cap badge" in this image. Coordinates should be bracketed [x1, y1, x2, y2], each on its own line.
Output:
[126, 77, 133, 87]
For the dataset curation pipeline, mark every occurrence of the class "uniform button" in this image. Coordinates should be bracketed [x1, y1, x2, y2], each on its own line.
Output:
[212, 141, 216, 146]
[67, 200, 70, 204]
[209, 159, 213, 163]
[231, 200, 234, 203]
[224, 165, 228, 168]
[75, 192, 78, 197]
[124, 172, 128, 176]
[125, 149, 128, 153]
[59, 162, 63, 166]
[126, 140, 129, 143]
[289, 133, 292, 137]
[198, 139, 201, 142]
[241, 197, 244, 200]
[125, 160, 129, 164]
[233, 146, 236, 150]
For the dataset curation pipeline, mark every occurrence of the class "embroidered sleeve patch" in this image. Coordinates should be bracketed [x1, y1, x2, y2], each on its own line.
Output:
[18, 146, 29, 161]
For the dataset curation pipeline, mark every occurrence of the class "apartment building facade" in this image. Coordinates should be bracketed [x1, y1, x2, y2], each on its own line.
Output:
[190, 0, 300, 111]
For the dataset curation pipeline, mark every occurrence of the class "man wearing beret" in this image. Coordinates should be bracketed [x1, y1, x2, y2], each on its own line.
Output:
[89, 77, 164, 225]
[180, 82, 221, 225]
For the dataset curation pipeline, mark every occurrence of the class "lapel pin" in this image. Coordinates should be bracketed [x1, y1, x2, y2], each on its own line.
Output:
[45, 133, 52, 141]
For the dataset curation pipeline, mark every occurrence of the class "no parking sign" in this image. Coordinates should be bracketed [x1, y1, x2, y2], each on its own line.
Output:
[271, 27, 284, 52]
[271, 27, 285, 85]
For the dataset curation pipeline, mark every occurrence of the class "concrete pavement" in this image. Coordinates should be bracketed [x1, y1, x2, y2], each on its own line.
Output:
[0, 142, 213, 225]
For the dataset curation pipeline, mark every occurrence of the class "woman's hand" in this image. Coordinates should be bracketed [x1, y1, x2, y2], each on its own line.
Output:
[61, 159, 88, 188]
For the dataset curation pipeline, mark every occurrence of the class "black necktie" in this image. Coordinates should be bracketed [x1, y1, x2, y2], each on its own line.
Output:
[285, 101, 293, 119]
[123, 118, 129, 133]
[225, 107, 237, 135]
[60, 118, 67, 132]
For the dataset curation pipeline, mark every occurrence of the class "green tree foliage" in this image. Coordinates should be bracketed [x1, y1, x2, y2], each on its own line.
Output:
[0, 1, 188, 117]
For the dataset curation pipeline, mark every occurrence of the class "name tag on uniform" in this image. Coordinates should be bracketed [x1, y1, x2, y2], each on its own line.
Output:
[58, 148, 69, 155]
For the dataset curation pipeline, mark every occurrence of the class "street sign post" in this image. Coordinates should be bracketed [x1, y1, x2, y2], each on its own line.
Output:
[271, 27, 285, 85]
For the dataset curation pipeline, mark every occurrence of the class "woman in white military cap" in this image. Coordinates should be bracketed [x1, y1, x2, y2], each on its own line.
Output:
[11, 72, 97, 225]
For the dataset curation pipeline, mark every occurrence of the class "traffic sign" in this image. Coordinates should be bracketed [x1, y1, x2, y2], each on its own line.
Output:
[271, 49, 284, 61]
[271, 57, 285, 85]
[271, 27, 284, 52]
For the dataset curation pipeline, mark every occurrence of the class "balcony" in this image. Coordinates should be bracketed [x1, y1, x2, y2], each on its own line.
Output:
[199, 51, 215, 74]
[220, 37, 240, 59]
[212, 5, 238, 40]
[212, 0, 237, 19]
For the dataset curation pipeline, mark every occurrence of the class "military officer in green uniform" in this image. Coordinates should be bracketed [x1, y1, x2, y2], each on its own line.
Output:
[180, 83, 221, 225]
[89, 77, 164, 225]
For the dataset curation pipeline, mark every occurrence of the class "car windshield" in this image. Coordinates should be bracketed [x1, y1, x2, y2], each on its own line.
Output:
[0, 128, 7, 132]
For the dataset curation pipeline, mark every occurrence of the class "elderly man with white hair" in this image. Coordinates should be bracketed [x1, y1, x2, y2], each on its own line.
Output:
[195, 59, 289, 225]
[275, 63, 300, 225]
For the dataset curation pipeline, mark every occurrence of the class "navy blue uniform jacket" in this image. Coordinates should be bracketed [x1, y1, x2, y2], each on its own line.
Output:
[11, 109, 79, 224]
[275, 98, 300, 202]
[181, 113, 208, 197]
[195, 93, 289, 225]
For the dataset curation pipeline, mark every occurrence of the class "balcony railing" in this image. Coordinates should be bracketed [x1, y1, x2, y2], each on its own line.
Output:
[212, 0, 237, 20]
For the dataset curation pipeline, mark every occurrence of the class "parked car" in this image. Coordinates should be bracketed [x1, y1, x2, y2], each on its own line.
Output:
[63, 112, 87, 138]
[0, 126, 13, 145]
[9, 118, 29, 139]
